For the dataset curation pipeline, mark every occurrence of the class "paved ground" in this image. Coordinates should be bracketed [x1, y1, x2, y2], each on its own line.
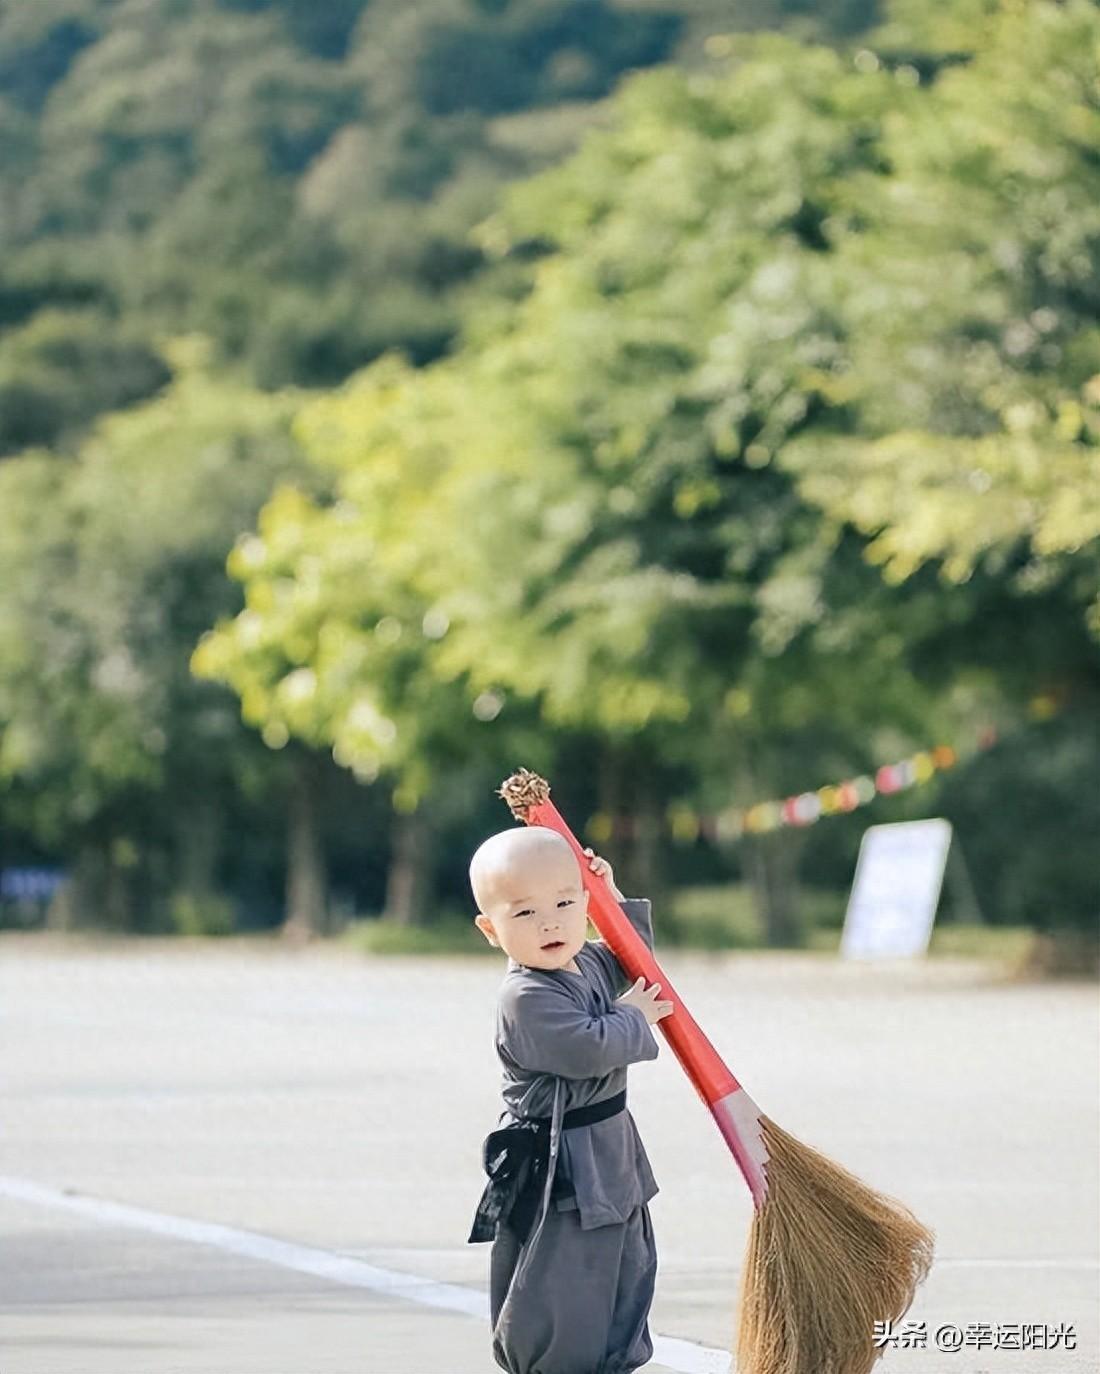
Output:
[1, 933, 1096, 1373]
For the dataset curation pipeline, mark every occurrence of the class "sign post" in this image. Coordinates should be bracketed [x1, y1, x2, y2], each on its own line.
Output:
[841, 819, 953, 959]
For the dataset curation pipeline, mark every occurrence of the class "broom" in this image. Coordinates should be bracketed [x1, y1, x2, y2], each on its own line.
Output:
[498, 767, 934, 1374]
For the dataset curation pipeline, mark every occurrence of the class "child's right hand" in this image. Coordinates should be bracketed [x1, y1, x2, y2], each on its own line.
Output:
[616, 976, 673, 1026]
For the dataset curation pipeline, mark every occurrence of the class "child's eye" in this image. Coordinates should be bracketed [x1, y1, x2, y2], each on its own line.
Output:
[514, 909, 533, 918]
[557, 899, 573, 908]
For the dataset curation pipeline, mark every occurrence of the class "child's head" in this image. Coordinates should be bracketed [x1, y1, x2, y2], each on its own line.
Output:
[471, 825, 590, 971]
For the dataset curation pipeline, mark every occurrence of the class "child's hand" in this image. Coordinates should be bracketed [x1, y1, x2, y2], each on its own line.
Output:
[616, 975, 673, 1026]
[583, 847, 625, 901]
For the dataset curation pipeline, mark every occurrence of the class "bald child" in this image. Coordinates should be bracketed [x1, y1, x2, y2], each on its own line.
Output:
[467, 825, 672, 1374]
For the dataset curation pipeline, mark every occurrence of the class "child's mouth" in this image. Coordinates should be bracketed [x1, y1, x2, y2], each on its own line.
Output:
[541, 941, 565, 951]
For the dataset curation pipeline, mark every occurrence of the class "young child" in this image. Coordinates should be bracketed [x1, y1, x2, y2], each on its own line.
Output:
[467, 824, 673, 1374]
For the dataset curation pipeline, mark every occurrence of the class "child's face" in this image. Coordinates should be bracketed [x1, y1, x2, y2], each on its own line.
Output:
[474, 845, 590, 971]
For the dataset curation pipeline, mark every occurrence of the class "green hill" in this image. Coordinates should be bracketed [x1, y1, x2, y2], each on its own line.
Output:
[0, 0, 878, 455]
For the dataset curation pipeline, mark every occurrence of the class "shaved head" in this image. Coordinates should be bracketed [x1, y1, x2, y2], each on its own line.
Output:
[469, 825, 578, 912]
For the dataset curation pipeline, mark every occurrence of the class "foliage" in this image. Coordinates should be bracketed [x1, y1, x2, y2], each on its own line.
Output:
[0, 307, 170, 453]
[191, 357, 556, 809]
[0, 0, 879, 455]
[0, 339, 304, 922]
[3, 0, 1096, 943]
[169, 889, 236, 937]
[343, 911, 498, 957]
[203, 3, 1098, 938]
[934, 711, 1100, 933]
[782, 0, 1100, 649]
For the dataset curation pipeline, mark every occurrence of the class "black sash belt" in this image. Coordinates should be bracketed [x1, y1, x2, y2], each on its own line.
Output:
[467, 1089, 627, 1245]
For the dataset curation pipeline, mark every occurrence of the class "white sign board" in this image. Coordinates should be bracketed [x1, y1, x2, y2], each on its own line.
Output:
[841, 819, 953, 959]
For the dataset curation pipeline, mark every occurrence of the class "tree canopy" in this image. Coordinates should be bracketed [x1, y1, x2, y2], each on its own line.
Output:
[196, 2, 1100, 935]
[3, 0, 1096, 943]
[0, 0, 877, 457]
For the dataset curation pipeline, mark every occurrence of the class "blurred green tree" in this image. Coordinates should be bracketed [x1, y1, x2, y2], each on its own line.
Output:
[0, 339, 310, 930]
[0, 0, 881, 447]
[191, 41, 932, 938]
[198, 5, 1099, 945]
[784, 0, 1100, 651]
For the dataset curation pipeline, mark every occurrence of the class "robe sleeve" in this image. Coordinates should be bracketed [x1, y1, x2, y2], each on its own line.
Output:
[594, 897, 656, 995]
[500, 978, 658, 1079]
[618, 897, 655, 952]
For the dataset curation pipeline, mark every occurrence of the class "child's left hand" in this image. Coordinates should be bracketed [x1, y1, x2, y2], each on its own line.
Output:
[583, 847, 625, 901]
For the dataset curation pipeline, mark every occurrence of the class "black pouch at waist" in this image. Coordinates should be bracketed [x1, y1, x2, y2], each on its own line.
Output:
[467, 1090, 627, 1245]
[466, 1120, 545, 1244]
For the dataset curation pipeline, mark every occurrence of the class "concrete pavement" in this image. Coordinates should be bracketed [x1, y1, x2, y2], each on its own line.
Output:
[1, 934, 1096, 1372]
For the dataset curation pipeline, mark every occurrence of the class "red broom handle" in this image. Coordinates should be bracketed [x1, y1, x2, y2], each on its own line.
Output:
[526, 796, 741, 1108]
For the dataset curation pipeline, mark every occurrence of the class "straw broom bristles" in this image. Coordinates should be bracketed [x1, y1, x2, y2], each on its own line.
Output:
[736, 1114, 935, 1374]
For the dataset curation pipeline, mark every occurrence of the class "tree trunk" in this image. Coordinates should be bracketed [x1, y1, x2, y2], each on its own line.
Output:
[736, 742, 806, 947]
[384, 807, 431, 925]
[632, 769, 667, 909]
[284, 752, 328, 940]
[103, 852, 133, 930]
[602, 746, 666, 907]
[176, 799, 221, 904]
[47, 845, 101, 931]
[744, 829, 805, 947]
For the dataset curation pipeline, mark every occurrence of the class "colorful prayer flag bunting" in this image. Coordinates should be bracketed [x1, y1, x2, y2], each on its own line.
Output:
[585, 738, 977, 845]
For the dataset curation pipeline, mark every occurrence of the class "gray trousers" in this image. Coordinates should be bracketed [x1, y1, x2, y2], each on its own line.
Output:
[489, 1201, 657, 1374]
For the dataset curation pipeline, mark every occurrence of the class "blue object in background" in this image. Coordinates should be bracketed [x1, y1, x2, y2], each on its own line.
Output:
[0, 868, 65, 902]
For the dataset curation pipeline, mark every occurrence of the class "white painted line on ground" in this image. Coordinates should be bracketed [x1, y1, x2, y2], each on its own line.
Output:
[0, 1175, 486, 1318]
[650, 1335, 731, 1373]
[0, 1175, 732, 1374]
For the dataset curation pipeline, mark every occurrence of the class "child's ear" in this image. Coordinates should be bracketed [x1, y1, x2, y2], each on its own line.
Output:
[474, 913, 499, 946]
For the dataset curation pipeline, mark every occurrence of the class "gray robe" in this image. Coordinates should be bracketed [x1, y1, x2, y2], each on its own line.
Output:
[486, 898, 661, 1374]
